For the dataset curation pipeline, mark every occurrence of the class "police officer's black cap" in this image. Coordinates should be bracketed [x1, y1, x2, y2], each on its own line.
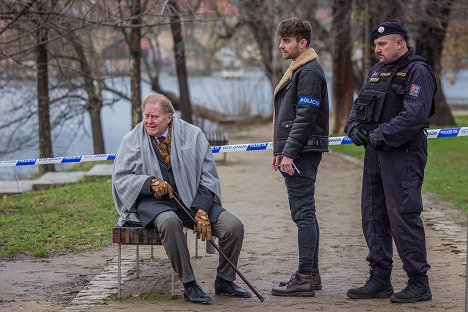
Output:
[370, 22, 408, 42]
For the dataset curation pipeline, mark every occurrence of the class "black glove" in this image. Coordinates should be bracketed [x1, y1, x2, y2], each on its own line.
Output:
[349, 125, 368, 146]
[368, 131, 383, 150]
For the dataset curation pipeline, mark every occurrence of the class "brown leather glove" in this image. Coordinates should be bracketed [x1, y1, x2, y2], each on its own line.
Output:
[150, 178, 174, 199]
[193, 209, 212, 241]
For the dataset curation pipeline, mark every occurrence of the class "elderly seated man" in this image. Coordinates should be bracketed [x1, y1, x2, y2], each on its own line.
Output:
[112, 94, 251, 304]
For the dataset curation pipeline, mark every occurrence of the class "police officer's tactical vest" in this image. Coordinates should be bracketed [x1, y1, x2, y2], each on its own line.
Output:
[354, 53, 435, 131]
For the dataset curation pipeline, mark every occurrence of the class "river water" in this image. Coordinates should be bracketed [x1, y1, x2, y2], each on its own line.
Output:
[0, 68, 466, 181]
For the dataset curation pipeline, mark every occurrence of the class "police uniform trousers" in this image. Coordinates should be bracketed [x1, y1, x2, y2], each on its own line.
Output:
[151, 209, 244, 284]
[361, 131, 431, 278]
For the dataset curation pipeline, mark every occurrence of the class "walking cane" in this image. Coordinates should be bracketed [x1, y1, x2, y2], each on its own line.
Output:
[172, 193, 265, 302]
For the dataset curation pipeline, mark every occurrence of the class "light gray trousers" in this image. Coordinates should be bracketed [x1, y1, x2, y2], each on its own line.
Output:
[151, 210, 244, 284]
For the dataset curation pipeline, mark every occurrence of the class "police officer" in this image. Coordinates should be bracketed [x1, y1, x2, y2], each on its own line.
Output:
[345, 22, 436, 303]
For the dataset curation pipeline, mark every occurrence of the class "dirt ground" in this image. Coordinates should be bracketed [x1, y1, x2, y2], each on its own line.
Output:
[0, 123, 466, 312]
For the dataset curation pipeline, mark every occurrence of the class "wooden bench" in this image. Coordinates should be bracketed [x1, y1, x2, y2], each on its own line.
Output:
[205, 131, 229, 162]
[113, 227, 171, 297]
[112, 226, 198, 298]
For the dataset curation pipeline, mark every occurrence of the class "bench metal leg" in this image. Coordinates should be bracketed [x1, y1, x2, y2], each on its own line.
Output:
[118, 243, 122, 298]
[115, 236, 189, 298]
[136, 245, 140, 279]
[171, 269, 175, 297]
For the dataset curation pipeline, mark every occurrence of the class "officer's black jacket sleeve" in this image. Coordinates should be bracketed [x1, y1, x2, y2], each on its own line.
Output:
[283, 69, 323, 158]
[373, 63, 436, 147]
[344, 99, 361, 136]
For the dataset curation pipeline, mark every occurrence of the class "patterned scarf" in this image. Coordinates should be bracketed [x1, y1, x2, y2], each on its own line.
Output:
[151, 126, 172, 165]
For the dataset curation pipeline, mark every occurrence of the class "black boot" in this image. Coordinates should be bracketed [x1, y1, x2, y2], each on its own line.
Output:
[347, 274, 393, 299]
[390, 275, 432, 303]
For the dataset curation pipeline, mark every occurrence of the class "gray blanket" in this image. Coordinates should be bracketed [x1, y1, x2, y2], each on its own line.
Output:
[112, 117, 221, 226]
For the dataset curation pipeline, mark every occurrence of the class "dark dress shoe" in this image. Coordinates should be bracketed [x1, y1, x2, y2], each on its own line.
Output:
[183, 283, 212, 304]
[215, 280, 252, 298]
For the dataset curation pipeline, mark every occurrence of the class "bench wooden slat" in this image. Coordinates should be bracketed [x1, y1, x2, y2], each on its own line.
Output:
[112, 227, 162, 245]
[205, 131, 228, 146]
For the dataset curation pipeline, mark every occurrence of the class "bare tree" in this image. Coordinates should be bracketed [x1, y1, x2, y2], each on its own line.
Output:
[354, 0, 403, 84]
[68, 33, 106, 154]
[141, 28, 182, 109]
[238, 0, 281, 88]
[0, 0, 116, 158]
[116, 0, 148, 128]
[415, 0, 456, 125]
[331, 0, 353, 134]
[0, 0, 61, 172]
[238, 1, 331, 95]
[166, 0, 193, 123]
[36, 12, 55, 173]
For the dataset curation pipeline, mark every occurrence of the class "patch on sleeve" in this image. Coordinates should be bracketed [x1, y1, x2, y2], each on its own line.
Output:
[297, 96, 320, 108]
[409, 84, 421, 97]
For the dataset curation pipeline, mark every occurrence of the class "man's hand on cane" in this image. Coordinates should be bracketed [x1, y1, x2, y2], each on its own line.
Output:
[151, 178, 174, 199]
[194, 209, 212, 241]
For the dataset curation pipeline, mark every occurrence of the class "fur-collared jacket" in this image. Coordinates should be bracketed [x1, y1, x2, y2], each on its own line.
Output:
[273, 48, 329, 158]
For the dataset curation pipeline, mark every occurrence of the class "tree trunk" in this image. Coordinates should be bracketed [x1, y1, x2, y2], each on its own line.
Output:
[36, 25, 55, 173]
[332, 0, 354, 134]
[416, 0, 455, 126]
[168, 0, 193, 124]
[357, 0, 402, 82]
[130, 0, 143, 128]
[71, 35, 105, 154]
[239, 0, 282, 88]
[89, 97, 105, 154]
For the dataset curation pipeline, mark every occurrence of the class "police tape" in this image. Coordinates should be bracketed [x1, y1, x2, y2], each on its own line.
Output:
[1, 127, 467, 167]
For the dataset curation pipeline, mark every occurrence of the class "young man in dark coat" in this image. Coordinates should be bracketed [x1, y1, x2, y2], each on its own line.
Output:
[271, 17, 329, 297]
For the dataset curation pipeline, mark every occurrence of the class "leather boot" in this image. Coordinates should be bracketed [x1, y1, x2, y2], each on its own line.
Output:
[278, 268, 322, 290]
[271, 272, 315, 297]
[311, 268, 322, 290]
[390, 275, 432, 303]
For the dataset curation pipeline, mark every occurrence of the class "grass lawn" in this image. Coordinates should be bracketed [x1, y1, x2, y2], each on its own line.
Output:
[0, 176, 116, 258]
[424, 123, 468, 211]
[330, 115, 468, 212]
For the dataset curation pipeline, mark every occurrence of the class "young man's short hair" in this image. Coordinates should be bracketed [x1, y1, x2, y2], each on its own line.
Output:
[276, 17, 312, 47]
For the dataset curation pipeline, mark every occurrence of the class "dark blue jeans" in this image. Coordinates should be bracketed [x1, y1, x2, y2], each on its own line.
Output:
[284, 152, 322, 274]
